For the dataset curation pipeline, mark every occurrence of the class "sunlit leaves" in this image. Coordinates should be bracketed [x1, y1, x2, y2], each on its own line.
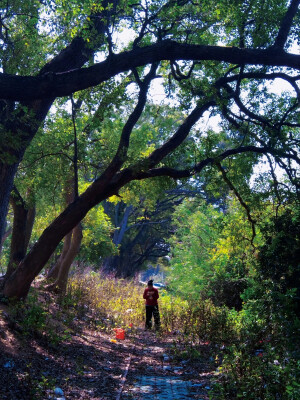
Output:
[168, 198, 223, 299]
[80, 205, 115, 263]
[168, 196, 259, 304]
[0, 0, 49, 73]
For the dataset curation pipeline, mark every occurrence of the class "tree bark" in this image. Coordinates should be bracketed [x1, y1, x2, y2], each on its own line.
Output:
[0, 44, 299, 101]
[47, 177, 74, 281]
[47, 223, 83, 294]
[6, 191, 28, 279]
[0, 163, 18, 243]
[5, 188, 36, 279]
[24, 206, 36, 252]
[46, 231, 73, 281]
[1, 169, 133, 299]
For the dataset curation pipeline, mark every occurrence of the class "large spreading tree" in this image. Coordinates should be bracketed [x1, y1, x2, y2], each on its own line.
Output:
[0, 0, 299, 299]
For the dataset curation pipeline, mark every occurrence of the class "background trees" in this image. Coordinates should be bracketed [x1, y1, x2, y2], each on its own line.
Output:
[0, 0, 299, 298]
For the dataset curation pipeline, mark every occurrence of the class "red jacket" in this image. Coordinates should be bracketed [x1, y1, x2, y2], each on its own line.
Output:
[143, 287, 159, 306]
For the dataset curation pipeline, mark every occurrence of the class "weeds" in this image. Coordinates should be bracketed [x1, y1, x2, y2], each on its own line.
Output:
[7, 271, 298, 400]
[66, 272, 144, 329]
[20, 363, 56, 400]
[65, 273, 232, 341]
[9, 291, 48, 336]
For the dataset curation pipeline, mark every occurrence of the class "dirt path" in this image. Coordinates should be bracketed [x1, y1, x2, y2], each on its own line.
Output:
[121, 330, 215, 399]
[0, 313, 216, 399]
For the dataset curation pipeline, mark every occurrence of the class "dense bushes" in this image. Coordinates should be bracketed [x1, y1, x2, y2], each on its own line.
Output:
[166, 198, 300, 399]
[212, 274, 300, 399]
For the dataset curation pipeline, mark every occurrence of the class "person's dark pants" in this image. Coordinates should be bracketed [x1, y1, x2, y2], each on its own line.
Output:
[145, 305, 160, 330]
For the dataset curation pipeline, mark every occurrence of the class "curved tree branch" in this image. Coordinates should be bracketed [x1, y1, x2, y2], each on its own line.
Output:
[143, 100, 216, 169]
[131, 144, 299, 181]
[1, 42, 299, 101]
[102, 63, 158, 177]
[219, 80, 272, 128]
[216, 72, 300, 100]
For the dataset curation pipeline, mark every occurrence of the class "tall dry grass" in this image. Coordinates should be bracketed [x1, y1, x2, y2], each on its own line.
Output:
[65, 272, 232, 342]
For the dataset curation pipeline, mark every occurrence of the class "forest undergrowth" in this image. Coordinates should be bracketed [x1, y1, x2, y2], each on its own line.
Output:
[1, 272, 299, 399]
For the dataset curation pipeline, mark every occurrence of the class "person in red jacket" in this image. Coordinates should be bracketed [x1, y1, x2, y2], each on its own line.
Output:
[143, 280, 160, 330]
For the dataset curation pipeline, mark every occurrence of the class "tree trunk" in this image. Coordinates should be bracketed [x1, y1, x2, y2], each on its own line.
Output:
[2, 168, 131, 299]
[48, 223, 83, 294]
[46, 230, 73, 281]
[102, 203, 133, 274]
[0, 163, 18, 243]
[6, 192, 28, 278]
[24, 206, 36, 253]
[47, 174, 76, 283]
[113, 205, 133, 246]
[5, 188, 36, 279]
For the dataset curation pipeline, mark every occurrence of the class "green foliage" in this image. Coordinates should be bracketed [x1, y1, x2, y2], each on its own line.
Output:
[80, 204, 116, 263]
[214, 349, 300, 399]
[168, 198, 221, 298]
[212, 275, 300, 399]
[8, 289, 74, 345]
[0, 0, 50, 74]
[65, 272, 235, 344]
[1, 0, 299, 394]
[2, 0, 298, 282]
[258, 208, 300, 300]
[207, 204, 300, 399]
[22, 367, 56, 400]
[166, 194, 300, 398]
[158, 291, 189, 334]
[9, 291, 48, 335]
[168, 197, 254, 308]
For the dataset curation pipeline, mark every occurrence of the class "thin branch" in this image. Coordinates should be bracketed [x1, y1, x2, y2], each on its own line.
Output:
[170, 61, 195, 82]
[18, 151, 74, 170]
[82, 73, 132, 136]
[216, 72, 300, 100]
[101, 63, 158, 178]
[215, 162, 256, 245]
[220, 80, 272, 128]
[266, 154, 282, 215]
[235, 65, 245, 96]
[276, 100, 300, 129]
[131, 144, 298, 182]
